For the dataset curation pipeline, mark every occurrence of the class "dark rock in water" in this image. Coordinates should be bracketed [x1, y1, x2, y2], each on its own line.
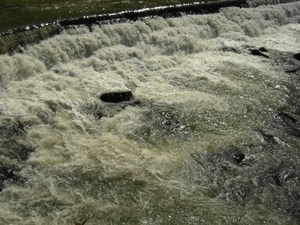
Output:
[224, 147, 245, 164]
[0, 116, 35, 191]
[250, 49, 270, 58]
[232, 152, 245, 164]
[100, 91, 133, 103]
[293, 53, 300, 61]
[259, 47, 268, 52]
[84, 94, 141, 119]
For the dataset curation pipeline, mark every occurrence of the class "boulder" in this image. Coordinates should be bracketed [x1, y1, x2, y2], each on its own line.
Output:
[293, 53, 300, 61]
[100, 91, 133, 103]
[250, 49, 270, 58]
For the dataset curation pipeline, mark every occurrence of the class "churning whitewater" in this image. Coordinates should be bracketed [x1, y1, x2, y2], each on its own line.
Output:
[0, 1, 300, 224]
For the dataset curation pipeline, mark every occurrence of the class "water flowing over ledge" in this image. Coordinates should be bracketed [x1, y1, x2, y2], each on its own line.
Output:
[247, 0, 299, 7]
[0, 0, 297, 55]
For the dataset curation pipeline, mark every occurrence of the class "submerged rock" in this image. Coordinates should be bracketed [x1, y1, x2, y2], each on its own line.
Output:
[180, 136, 300, 218]
[0, 117, 34, 191]
[250, 49, 270, 58]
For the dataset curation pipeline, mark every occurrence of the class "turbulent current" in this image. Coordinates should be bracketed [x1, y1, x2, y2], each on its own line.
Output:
[0, 0, 300, 224]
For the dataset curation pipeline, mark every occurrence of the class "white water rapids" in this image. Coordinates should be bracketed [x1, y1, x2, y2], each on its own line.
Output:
[0, 1, 300, 224]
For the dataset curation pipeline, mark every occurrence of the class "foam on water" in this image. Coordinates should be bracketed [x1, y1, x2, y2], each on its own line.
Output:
[0, 1, 300, 224]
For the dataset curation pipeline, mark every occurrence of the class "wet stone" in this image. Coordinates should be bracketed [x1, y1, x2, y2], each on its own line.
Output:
[84, 91, 141, 119]
[293, 53, 300, 61]
[259, 47, 268, 52]
[232, 152, 245, 164]
[100, 91, 133, 103]
[223, 147, 245, 164]
[250, 49, 270, 58]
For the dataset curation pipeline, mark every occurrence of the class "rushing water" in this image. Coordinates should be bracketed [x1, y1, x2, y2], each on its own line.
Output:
[1, 0, 300, 224]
